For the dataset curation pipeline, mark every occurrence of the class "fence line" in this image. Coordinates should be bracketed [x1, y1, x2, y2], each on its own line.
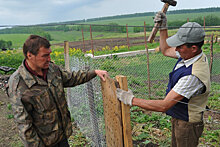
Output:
[65, 38, 220, 146]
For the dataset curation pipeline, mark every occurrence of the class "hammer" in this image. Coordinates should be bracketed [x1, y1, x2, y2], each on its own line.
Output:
[147, 0, 177, 43]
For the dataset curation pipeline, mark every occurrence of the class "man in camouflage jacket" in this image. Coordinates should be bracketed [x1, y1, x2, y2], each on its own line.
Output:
[7, 35, 108, 147]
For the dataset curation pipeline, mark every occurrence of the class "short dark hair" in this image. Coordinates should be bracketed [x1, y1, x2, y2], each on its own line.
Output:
[23, 35, 51, 58]
[185, 40, 204, 49]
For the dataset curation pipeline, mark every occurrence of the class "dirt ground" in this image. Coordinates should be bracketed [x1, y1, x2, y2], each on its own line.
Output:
[0, 89, 22, 147]
[53, 36, 161, 51]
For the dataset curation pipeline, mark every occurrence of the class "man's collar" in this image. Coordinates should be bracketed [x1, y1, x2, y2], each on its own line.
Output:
[182, 52, 203, 67]
[19, 60, 37, 88]
[19, 60, 49, 88]
[24, 60, 48, 81]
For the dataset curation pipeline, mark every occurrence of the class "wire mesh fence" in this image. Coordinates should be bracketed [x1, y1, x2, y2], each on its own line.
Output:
[67, 48, 220, 146]
[67, 56, 106, 146]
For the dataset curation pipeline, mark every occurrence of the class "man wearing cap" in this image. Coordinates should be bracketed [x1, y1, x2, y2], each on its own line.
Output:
[116, 12, 210, 147]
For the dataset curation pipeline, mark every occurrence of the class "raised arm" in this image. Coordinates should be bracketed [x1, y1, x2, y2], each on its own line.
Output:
[160, 29, 177, 59]
[154, 11, 178, 59]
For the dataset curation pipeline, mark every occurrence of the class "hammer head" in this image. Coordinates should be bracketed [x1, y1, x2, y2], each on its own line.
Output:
[161, 0, 177, 6]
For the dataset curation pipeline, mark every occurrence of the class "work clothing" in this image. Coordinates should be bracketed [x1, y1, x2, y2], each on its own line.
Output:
[7, 60, 96, 147]
[166, 53, 210, 147]
[166, 53, 210, 123]
[166, 22, 206, 47]
[171, 118, 204, 147]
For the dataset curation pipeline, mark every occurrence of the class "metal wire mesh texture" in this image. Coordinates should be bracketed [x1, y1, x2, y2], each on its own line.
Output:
[67, 56, 106, 146]
[66, 50, 220, 146]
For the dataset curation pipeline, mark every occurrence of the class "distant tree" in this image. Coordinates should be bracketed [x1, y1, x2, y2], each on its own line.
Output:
[0, 40, 6, 48]
[6, 41, 12, 49]
[34, 29, 52, 41]
[0, 40, 12, 49]
[133, 24, 151, 33]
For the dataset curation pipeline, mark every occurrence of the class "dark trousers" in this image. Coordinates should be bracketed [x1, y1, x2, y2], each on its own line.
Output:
[52, 138, 69, 147]
[171, 117, 204, 147]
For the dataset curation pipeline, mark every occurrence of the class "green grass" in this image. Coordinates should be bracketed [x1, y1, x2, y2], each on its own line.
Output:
[0, 28, 218, 50]
[0, 34, 29, 48]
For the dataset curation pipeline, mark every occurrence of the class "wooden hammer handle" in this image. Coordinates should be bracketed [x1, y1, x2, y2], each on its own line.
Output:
[147, 3, 169, 43]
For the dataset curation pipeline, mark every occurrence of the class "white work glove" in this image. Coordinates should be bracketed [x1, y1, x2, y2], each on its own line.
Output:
[154, 11, 167, 30]
[116, 88, 134, 106]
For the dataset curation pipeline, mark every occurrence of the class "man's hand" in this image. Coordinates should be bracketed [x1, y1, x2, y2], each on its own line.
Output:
[154, 11, 167, 30]
[116, 88, 134, 106]
[95, 70, 108, 81]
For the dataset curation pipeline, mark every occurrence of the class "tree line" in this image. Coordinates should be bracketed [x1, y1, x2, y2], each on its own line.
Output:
[0, 27, 52, 41]
[19, 7, 219, 25]
[0, 40, 12, 49]
[0, 7, 220, 34]
[81, 7, 220, 22]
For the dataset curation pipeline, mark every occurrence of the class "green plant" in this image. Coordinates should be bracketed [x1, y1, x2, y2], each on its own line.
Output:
[7, 114, 14, 119]
[7, 104, 12, 110]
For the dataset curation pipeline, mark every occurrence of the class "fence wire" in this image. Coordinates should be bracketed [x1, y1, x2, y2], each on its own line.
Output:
[67, 56, 106, 146]
[67, 49, 220, 146]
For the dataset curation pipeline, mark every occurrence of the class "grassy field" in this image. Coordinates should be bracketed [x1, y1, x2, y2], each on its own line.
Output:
[0, 28, 219, 49]
[0, 34, 29, 48]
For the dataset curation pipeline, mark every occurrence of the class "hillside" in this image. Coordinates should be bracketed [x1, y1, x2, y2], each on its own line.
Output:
[46, 7, 220, 25]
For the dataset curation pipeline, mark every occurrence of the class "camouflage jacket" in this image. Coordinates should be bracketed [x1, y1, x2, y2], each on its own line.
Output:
[7, 61, 97, 147]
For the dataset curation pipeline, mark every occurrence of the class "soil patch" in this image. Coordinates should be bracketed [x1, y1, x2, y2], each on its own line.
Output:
[0, 89, 22, 147]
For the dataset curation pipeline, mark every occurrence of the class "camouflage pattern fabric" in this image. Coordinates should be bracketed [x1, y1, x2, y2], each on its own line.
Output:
[7, 61, 96, 147]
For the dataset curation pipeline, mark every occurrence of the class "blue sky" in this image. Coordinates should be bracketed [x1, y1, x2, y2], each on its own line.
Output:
[0, 0, 219, 25]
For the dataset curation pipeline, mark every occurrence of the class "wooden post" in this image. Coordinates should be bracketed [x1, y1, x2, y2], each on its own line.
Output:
[144, 22, 151, 99]
[101, 75, 123, 147]
[187, 18, 189, 22]
[209, 34, 214, 74]
[64, 41, 70, 72]
[81, 28, 86, 52]
[116, 75, 133, 147]
[64, 41, 71, 107]
[126, 24, 130, 50]
[90, 25, 94, 57]
[203, 16, 206, 31]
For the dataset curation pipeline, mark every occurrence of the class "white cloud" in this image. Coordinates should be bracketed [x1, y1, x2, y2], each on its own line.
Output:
[51, 0, 81, 5]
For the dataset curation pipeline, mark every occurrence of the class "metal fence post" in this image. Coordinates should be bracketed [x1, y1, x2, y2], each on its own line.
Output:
[210, 34, 214, 74]
[90, 25, 94, 57]
[144, 21, 151, 99]
[126, 24, 130, 50]
[81, 28, 86, 52]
